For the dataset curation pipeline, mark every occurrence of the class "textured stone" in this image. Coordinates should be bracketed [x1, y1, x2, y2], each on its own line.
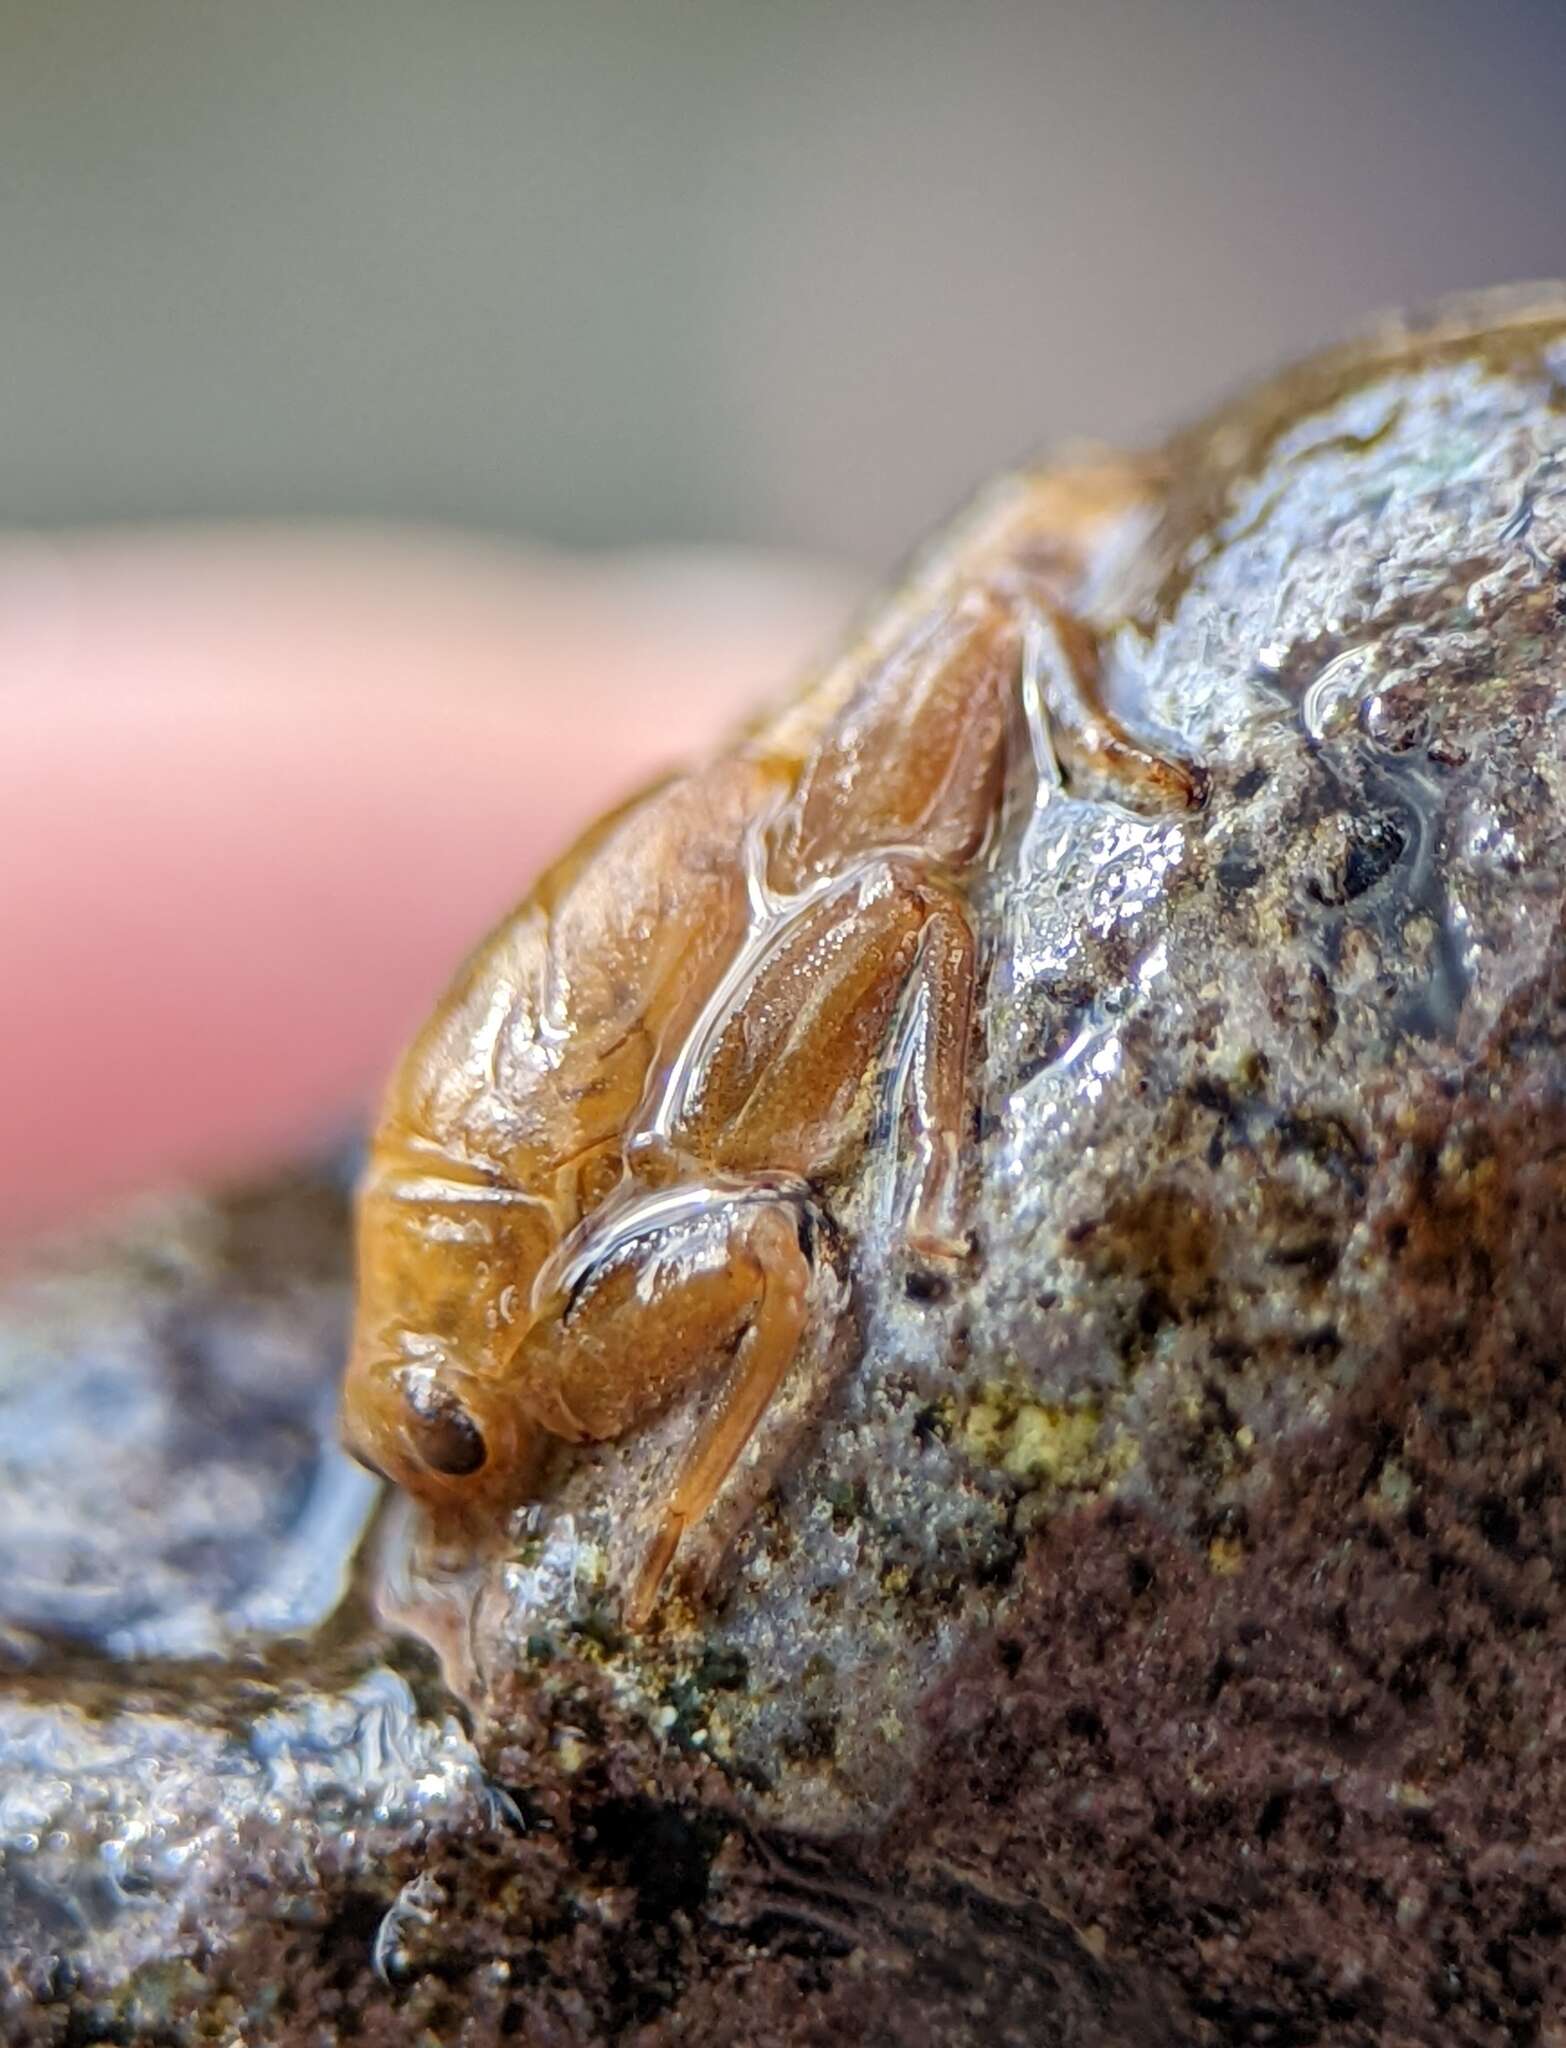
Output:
[10, 286, 1566, 2042]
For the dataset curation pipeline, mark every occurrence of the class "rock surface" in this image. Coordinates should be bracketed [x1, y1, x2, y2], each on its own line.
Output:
[10, 286, 1566, 2042]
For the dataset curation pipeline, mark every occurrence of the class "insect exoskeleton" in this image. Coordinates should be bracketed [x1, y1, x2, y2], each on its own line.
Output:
[341, 455, 1205, 1619]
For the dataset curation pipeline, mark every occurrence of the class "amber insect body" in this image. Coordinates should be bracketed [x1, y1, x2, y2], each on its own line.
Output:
[342, 458, 1200, 1623]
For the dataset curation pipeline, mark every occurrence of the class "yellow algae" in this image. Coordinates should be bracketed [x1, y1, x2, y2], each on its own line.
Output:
[960, 1384, 1128, 1491]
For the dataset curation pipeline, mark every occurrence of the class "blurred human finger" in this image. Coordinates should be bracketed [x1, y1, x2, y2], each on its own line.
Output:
[0, 529, 856, 1245]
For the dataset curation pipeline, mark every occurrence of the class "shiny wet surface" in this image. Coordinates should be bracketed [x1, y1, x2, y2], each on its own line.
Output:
[11, 291, 1566, 2042]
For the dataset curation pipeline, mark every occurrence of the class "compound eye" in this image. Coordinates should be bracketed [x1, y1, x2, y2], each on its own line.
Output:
[401, 1377, 488, 1478]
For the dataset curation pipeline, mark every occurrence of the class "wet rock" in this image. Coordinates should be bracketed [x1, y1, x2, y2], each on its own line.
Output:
[0, 1169, 1173, 2048]
[0, 1167, 374, 1662]
[11, 285, 1566, 2041]
[0, 1173, 509, 2033]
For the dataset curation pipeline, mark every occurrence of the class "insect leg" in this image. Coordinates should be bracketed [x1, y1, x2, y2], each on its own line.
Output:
[626, 1199, 811, 1626]
[1031, 603, 1207, 810]
[885, 881, 980, 1263]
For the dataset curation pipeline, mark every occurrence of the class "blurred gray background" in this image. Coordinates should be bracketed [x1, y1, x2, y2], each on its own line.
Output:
[3, 0, 1566, 570]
